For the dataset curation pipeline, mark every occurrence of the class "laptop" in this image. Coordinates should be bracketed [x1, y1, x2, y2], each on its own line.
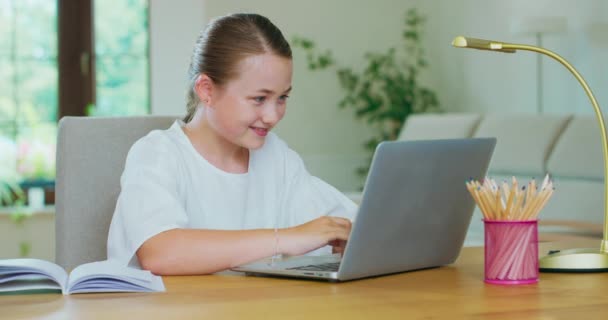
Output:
[232, 138, 496, 281]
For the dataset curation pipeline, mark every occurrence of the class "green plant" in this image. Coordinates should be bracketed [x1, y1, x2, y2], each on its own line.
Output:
[292, 8, 440, 178]
[85, 102, 97, 116]
[0, 181, 24, 207]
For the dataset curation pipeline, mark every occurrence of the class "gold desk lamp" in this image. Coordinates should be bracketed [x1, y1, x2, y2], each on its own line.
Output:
[452, 36, 608, 272]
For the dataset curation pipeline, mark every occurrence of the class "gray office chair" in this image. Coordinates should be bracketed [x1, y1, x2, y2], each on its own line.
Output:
[55, 116, 177, 270]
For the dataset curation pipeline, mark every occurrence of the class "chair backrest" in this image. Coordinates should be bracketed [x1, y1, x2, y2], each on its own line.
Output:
[55, 116, 177, 270]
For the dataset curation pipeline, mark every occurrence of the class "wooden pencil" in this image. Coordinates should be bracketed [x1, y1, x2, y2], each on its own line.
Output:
[466, 176, 553, 221]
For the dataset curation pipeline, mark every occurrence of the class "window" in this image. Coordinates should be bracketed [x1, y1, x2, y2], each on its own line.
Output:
[0, 0, 150, 204]
[94, 0, 149, 116]
[0, 1, 57, 184]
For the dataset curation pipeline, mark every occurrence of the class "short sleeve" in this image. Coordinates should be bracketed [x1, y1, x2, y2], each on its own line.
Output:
[107, 136, 189, 266]
[279, 147, 358, 255]
[282, 147, 358, 227]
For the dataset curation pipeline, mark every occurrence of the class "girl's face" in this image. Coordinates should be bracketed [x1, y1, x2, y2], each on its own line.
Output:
[206, 53, 292, 150]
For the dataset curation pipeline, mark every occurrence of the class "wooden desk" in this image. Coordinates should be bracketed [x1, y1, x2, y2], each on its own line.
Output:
[2, 240, 608, 319]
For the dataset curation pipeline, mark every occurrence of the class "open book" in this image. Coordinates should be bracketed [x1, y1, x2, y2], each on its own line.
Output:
[0, 259, 165, 295]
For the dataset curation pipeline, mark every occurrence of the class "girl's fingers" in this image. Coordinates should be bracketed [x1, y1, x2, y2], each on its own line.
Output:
[329, 217, 352, 226]
[330, 240, 347, 254]
[332, 228, 351, 241]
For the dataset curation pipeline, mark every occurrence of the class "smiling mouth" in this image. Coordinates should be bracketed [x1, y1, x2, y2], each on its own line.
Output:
[250, 127, 269, 137]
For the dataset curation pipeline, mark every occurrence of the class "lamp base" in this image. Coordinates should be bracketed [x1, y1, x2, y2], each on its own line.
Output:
[539, 248, 608, 272]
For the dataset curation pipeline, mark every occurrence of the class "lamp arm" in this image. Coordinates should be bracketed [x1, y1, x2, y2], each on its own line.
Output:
[502, 43, 608, 252]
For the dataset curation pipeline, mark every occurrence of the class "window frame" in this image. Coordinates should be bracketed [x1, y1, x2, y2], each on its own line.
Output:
[58, 0, 94, 118]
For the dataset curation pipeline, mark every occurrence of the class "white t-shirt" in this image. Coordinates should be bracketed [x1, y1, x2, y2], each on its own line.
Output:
[107, 120, 358, 267]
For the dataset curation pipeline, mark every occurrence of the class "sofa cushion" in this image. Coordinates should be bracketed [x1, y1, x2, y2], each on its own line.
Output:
[547, 116, 604, 180]
[542, 178, 604, 223]
[398, 113, 481, 140]
[473, 114, 571, 175]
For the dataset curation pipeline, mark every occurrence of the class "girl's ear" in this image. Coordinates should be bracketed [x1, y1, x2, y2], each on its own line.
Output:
[194, 74, 214, 107]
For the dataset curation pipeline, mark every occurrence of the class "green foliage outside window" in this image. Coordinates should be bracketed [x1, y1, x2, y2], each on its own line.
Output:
[93, 0, 150, 116]
[0, 0, 150, 186]
[0, 0, 57, 184]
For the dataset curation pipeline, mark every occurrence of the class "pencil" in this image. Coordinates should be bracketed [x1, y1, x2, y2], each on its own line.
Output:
[466, 176, 554, 221]
[504, 177, 516, 219]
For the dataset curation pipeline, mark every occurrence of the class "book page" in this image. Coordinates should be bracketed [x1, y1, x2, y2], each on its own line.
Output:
[0, 259, 68, 293]
[67, 260, 165, 294]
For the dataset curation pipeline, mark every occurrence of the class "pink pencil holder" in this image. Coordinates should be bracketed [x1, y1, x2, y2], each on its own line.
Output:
[483, 219, 539, 285]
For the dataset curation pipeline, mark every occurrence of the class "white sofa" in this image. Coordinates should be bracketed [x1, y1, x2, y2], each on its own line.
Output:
[397, 113, 604, 245]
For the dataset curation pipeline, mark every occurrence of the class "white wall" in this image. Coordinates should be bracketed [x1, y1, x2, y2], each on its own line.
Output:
[149, 0, 608, 191]
[418, 0, 608, 115]
[0, 213, 54, 261]
[149, 0, 205, 116]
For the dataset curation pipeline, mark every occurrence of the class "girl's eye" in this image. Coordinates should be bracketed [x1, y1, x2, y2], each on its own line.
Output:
[253, 96, 266, 104]
[278, 95, 289, 103]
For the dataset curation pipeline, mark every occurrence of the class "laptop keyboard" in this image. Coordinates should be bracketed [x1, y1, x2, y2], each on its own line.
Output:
[287, 262, 341, 272]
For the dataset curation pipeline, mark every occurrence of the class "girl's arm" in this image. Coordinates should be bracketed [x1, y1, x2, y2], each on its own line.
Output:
[137, 216, 351, 275]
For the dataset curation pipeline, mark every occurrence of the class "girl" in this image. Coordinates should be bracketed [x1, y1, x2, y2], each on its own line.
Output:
[107, 13, 357, 275]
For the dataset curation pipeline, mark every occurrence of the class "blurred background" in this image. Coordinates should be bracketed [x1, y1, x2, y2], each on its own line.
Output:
[1, 0, 607, 260]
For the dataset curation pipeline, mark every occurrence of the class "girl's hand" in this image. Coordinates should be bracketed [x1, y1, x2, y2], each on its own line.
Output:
[280, 216, 352, 256]
[329, 239, 347, 255]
